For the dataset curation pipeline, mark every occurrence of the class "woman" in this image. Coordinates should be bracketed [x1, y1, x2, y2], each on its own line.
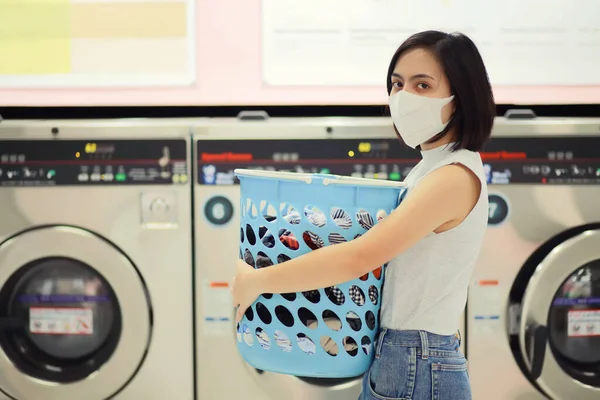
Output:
[232, 30, 495, 400]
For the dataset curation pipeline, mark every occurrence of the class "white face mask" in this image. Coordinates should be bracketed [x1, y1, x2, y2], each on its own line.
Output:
[388, 90, 454, 149]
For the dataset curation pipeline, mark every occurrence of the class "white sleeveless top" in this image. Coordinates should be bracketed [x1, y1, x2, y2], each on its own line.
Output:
[380, 143, 488, 335]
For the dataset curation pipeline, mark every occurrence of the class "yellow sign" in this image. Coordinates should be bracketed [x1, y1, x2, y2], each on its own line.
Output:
[84, 143, 97, 154]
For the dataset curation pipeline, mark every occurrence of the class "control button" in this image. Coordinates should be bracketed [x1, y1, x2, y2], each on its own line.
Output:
[487, 193, 510, 226]
[351, 172, 362, 178]
[204, 196, 234, 226]
[389, 171, 401, 181]
[115, 173, 126, 182]
[364, 172, 375, 179]
[150, 198, 170, 214]
[78, 173, 89, 182]
[103, 173, 114, 181]
[541, 166, 551, 176]
[140, 192, 177, 227]
[90, 173, 101, 182]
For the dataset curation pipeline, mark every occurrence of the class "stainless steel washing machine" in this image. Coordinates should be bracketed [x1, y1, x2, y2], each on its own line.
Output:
[467, 117, 600, 399]
[193, 117, 466, 400]
[0, 119, 194, 400]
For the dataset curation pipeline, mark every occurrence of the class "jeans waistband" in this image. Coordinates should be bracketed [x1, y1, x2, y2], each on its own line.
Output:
[374, 329, 461, 360]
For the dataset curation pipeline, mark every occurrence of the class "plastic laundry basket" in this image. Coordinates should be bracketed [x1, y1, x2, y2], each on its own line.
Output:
[234, 169, 406, 378]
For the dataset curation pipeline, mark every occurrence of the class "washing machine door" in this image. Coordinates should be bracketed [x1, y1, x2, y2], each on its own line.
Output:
[0, 226, 151, 400]
[518, 227, 600, 399]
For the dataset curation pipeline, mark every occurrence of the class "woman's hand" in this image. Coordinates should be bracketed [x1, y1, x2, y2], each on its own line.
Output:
[231, 259, 261, 323]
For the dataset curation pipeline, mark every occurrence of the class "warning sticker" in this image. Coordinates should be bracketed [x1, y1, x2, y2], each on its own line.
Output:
[29, 307, 93, 335]
[568, 309, 600, 337]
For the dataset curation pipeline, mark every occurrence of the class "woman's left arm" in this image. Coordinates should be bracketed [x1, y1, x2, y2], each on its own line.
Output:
[233, 164, 480, 321]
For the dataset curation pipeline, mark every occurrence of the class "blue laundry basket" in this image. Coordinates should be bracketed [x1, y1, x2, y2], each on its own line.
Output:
[235, 169, 406, 378]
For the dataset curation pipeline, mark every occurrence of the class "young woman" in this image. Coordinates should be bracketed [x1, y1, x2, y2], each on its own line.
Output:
[232, 30, 495, 399]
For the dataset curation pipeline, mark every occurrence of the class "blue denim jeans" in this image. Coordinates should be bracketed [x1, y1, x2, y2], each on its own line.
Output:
[359, 329, 471, 400]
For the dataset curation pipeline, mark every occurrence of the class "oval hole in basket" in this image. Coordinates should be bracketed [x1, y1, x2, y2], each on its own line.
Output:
[275, 305, 295, 327]
[243, 249, 255, 267]
[325, 286, 345, 306]
[368, 285, 379, 305]
[349, 285, 366, 306]
[277, 254, 291, 263]
[328, 232, 347, 245]
[346, 311, 362, 332]
[255, 327, 271, 350]
[246, 199, 258, 220]
[343, 336, 359, 357]
[330, 207, 352, 230]
[274, 330, 293, 352]
[322, 309, 342, 331]
[373, 266, 383, 280]
[361, 336, 372, 355]
[365, 310, 376, 330]
[261, 201, 278, 223]
[256, 252, 274, 269]
[245, 224, 257, 246]
[242, 324, 254, 346]
[236, 323, 242, 343]
[356, 209, 375, 230]
[296, 333, 316, 355]
[376, 209, 388, 222]
[244, 307, 254, 322]
[281, 293, 297, 301]
[320, 336, 339, 357]
[256, 302, 272, 324]
[279, 229, 300, 251]
[298, 307, 318, 329]
[258, 226, 276, 248]
[302, 231, 325, 250]
[304, 205, 327, 228]
[302, 290, 321, 304]
[261, 293, 273, 300]
[280, 203, 301, 225]
[240, 227, 244, 243]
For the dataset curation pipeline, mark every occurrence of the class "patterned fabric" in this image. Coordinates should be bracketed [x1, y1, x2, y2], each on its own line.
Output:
[346, 311, 362, 331]
[277, 254, 291, 263]
[243, 249, 255, 266]
[369, 286, 379, 305]
[304, 207, 327, 227]
[349, 286, 365, 306]
[278, 229, 299, 250]
[283, 208, 301, 225]
[325, 286, 345, 305]
[328, 232, 347, 245]
[303, 231, 324, 250]
[330, 207, 352, 229]
[302, 290, 320, 303]
[356, 210, 375, 230]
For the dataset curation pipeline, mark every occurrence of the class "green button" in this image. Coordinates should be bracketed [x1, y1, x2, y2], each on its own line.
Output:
[115, 173, 126, 182]
[320, 168, 330, 174]
[389, 172, 401, 181]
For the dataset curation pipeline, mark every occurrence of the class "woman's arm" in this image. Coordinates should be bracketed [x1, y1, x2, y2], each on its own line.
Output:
[233, 164, 481, 320]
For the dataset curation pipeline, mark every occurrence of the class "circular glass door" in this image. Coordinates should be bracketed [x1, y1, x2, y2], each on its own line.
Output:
[548, 261, 600, 387]
[519, 228, 600, 400]
[0, 226, 151, 400]
[0, 256, 122, 383]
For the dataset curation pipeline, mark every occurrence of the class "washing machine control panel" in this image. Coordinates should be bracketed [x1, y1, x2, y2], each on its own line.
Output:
[0, 139, 188, 186]
[197, 138, 418, 185]
[483, 136, 600, 185]
[197, 136, 600, 185]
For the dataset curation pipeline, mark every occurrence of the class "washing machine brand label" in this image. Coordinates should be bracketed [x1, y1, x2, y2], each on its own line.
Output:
[29, 307, 94, 335]
[568, 309, 600, 337]
[487, 193, 510, 226]
[554, 297, 600, 306]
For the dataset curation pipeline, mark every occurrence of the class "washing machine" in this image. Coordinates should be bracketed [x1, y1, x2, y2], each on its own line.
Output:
[0, 119, 195, 400]
[467, 117, 600, 399]
[193, 117, 467, 400]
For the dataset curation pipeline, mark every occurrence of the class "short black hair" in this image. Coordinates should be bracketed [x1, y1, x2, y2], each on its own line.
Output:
[386, 30, 495, 152]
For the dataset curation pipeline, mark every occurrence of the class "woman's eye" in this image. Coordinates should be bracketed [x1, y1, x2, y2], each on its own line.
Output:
[417, 83, 430, 90]
[392, 81, 403, 89]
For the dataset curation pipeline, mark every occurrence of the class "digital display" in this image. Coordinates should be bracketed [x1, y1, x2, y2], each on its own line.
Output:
[0, 139, 188, 186]
[197, 136, 600, 185]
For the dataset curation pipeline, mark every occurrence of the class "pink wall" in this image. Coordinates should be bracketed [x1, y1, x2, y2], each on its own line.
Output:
[1, 0, 598, 107]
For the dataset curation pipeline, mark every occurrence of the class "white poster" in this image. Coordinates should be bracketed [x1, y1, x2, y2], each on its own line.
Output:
[261, 0, 600, 86]
[568, 309, 600, 337]
[29, 307, 94, 335]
